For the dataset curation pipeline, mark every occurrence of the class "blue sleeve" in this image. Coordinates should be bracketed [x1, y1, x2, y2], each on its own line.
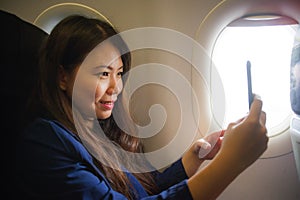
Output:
[153, 159, 189, 191]
[140, 159, 193, 200]
[142, 180, 193, 200]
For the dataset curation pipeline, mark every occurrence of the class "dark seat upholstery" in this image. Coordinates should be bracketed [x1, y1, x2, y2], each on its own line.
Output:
[0, 10, 48, 198]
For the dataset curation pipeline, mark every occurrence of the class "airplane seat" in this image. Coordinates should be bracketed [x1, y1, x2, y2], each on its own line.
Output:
[0, 10, 48, 197]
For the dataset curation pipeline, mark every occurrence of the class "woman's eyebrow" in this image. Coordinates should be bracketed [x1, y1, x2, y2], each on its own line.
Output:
[93, 65, 123, 70]
[94, 65, 108, 70]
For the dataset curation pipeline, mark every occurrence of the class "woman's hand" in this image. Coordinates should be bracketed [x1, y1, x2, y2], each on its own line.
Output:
[218, 95, 268, 170]
[182, 130, 224, 177]
[187, 95, 269, 200]
[196, 130, 224, 160]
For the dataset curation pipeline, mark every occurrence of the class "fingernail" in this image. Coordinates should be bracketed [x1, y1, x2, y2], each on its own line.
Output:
[202, 142, 211, 150]
[254, 94, 261, 100]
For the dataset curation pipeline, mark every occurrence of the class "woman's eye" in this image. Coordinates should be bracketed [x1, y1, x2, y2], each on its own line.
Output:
[95, 70, 123, 78]
[97, 72, 109, 77]
[103, 72, 109, 76]
[118, 71, 124, 76]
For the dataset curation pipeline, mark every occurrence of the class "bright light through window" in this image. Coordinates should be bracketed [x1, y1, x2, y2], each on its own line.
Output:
[212, 24, 298, 136]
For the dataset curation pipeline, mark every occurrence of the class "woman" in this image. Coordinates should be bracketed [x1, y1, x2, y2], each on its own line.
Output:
[16, 15, 268, 199]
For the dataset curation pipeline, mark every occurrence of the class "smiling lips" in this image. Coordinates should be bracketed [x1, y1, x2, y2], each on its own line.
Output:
[99, 100, 115, 110]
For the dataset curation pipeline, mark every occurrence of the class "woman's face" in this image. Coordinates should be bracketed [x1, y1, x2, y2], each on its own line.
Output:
[62, 42, 124, 120]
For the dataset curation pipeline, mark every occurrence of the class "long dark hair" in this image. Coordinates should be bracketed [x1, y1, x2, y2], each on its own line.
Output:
[29, 15, 157, 199]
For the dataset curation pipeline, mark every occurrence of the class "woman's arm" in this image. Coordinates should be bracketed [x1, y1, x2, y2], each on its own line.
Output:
[187, 96, 268, 200]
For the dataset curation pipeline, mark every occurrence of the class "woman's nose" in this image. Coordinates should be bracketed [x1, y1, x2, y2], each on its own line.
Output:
[106, 76, 120, 95]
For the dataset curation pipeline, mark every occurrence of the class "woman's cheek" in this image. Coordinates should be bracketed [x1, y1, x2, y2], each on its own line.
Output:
[117, 80, 123, 95]
[73, 74, 99, 119]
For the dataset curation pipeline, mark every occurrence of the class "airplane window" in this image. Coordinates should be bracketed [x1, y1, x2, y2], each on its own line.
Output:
[212, 17, 298, 137]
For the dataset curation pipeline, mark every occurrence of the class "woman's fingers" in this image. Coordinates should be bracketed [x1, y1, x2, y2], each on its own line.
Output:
[248, 94, 264, 124]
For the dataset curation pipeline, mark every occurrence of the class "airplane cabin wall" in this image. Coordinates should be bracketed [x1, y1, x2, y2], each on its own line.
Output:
[1, 0, 300, 199]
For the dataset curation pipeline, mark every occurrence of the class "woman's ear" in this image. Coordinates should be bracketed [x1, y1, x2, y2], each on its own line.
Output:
[58, 66, 68, 91]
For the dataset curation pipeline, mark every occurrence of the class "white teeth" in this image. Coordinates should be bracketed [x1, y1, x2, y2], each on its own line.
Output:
[100, 101, 112, 104]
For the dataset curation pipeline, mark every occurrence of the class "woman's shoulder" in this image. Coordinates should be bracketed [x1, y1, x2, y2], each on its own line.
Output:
[23, 118, 76, 138]
[19, 118, 85, 155]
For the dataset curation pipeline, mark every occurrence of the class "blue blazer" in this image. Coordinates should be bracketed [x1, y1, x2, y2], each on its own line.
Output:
[16, 118, 193, 199]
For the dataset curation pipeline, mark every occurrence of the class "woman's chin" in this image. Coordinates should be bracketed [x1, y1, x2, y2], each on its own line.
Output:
[96, 111, 112, 120]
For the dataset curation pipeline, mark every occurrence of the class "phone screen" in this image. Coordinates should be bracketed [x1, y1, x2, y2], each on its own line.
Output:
[247, 60, 253, 109]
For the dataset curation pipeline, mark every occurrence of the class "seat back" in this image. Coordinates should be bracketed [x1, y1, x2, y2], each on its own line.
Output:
[0, 10, 48, 197]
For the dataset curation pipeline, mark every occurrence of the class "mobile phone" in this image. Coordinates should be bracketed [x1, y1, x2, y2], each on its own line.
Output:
[246, 60, 253, 109]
